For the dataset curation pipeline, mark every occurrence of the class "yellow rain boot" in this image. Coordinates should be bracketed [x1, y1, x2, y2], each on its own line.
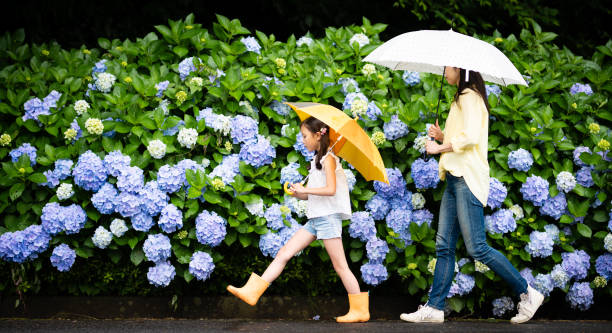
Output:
[226, 273, 269, 306]
[336, 292, 370, 323]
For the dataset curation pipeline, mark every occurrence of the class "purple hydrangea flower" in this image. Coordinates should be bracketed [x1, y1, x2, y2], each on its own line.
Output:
[231, 115, 259, 144]
[447, 273, 475, 297]
[239, 135, 276, 168]
[10, 143, 37, 166]
[569, 83, 593, 96]
[365, 194, 390, 220]
[562, 250, 591, 280]
[411, 158, 440, 189]
[72, 150, 108, 191]
[383, 115, 409, 140]
[50, 243, 76, 272]
[374, 168, 407, 199]
[195, 210, 227, 247]
[508, 148, 533, 172]
[158, 203, 183, 233]
[566, 282, 593, 310]
[492, 296, 514, 317]
[349, 211, 376, 242]
[412, 209, 434, 227]
[485, 209, 517, 234]
[402, 71, 420, 86]
[147, 261, 176, 287]
[189, 251, 215, 281]
[0, 225, 50, 263]
[366, 238, 389, 263]
[209, 154, 241, 185]
[259, 231, 283, 257]
[143, 234, 172, 263]
[576, 166, 594, 187]
[103, 151, 131, 178]
[520, 175, 549, 207]
[539, 192, 567, 220]
[595, 253, 612, 280]
[91, 182, 118, 215]
[525, 231, 554, 258]
[533, 273, 554, 296]
[361, 262, 388, 286]
[240, 36, 261, 54]
[487, 177, 507, 209]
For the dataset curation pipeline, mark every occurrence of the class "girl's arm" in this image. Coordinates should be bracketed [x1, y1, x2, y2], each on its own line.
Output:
[290, 156, 337, 197]
[292, 192, 308, 200]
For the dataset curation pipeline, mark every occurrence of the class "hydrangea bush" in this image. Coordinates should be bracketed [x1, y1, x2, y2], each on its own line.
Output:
[0, 15, 610, 315]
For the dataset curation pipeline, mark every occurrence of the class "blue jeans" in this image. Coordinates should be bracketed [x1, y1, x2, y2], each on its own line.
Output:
[427, 174, 527, 310]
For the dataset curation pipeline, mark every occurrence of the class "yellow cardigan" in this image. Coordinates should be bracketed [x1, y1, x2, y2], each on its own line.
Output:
[439, 88, 490, 206]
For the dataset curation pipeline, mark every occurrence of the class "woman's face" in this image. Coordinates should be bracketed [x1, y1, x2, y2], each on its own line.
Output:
[444, 66, 460, 86]
[300, 125, 320, 152]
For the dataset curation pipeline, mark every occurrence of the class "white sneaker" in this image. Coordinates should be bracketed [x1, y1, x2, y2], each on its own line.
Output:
[510, 285, 544, 324]
[400, 305, 444, 323]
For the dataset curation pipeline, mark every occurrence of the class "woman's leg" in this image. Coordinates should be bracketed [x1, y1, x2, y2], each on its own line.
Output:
[454, 178, 527, 295]
[427, 179, 462, 310]
[324, 237, 360, 294]
[261, 229, 316, 283]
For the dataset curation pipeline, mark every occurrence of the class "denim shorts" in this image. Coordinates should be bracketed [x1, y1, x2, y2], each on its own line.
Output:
[302, 213, 343, 239]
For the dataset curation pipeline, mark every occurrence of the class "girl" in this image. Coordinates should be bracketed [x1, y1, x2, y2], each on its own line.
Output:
[400, 67, 543, 324]
[227, 116, 369, 323]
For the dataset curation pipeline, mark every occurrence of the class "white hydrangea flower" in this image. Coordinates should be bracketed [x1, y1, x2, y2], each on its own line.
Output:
[0, 133, 11, 146]
[92, 226, 113, 249]
[215, 114, 233, 136]
[110, 218, 128, 237]
[147, 139, 167, 159]
[350, 98, 368, 117]
[296, 36, 314, 47]
[412, 193, 426, 210]
[371, 131, 386, 146]
[281, 124, 290, 137]
[605, 233, 612, 253]
[201, 158, 210, 169]
[189, 77, 204, 87]
[56, 183, 74, 200]
[413, 135, 428, 153]
[85, 118, 104, 135]
[74, 100, 90, 115]
[556, 171, 576, 193]
[294, 200, 307, 217]
[349, 33, 369, 48]
[64, 128, 77, 141]
[245, 198, 265, 217]
[177, 128, 198, 149]
[509, 204, 524, 220]
[95, 72, 116, 93]
[362, 64, 376, 76]
[475, 260, 490, 273]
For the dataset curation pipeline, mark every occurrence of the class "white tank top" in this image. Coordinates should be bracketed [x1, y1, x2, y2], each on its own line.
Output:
[306, 152, 352, 220]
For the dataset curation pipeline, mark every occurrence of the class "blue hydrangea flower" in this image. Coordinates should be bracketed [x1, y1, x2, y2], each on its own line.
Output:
[595, 253, 612, 280]
[158, 203, 183, 233]
[458, 258, 470, 268]
[163, 119, 185, 136]
[22, 97, 51, 123]
[10, 143, 37, 166]
[41, 202, 65, 235]
[539, 192, 567, 220]
[264, 203, 288, 231]
[239, 135, 276, 168]
[487, 177, 507, 209]
[344, 169, 356, 192]
[374, 168, 406, 199]
[231, 115, 259, 144]
[411, 209, 434, 227]
[508, 148, 533, 172]
[294, 132, 315, 161]
[63, 204, 87, 234]
[131, 212, 154, 232]
[259, 231, 283, 257]
[115, 191, 142, 218]
[195, 210, 227, 247]
[147, 261, 176, 287]
[411, 158, 440, 189]
[338, 77, 360, 95]
[91, 182, 118, 215]
[176, 159, 205, 186]
[366, 194, 390, 220]
[92, 59, 107, 74]
[50, 243, 76, 272]
[178, 57, 199, 81]
[544, 224, 560, 243]
[360, 262, 388, 286]
[240, 36, 261, 54]
[342, 92, 368, 111]
[139, 181, 169, 216]
[69, 119, 82, 141]
[520, 268, 536, 286]
[576, 166, 594, 187]
[43, 169, 60, 188]
[562, 250, 591, 280]
[366, 238, 389, 263]
[383, 115, 409, 140]
[385, 208, 411, 235]
[533, 273, 554, 297]
[485, 84, 502, 97]
[143, 234, 172, 263]
[278, 218, 302, 245]
[116, 166, 144, 193]
[349, 211, 376, 242]
[53, 159, 74, 180]
[269, 100, 291, 116]
[569, 83, 593, 96]
[556, 171, 576, 193]
[72, 150, 108, 191]
[366, 101, 382, 121]
[189, 251, 215, 281]
[389, 190, 413, 211]
[492, 296, 514, 317]
[525, 231, 554, 258]
[566, 282, 593, 311]
[155, 80, 169, 97]
[520, 175, 549, 207]
[402, 71, 420, 86]
[0, 225, 50, 263]
[485, 209, 516, 234]
[550, 264, 570, 288]
[573, 146, 592, 167]
[156, 165, 183, 193]
[447, 273, 475, 297]
[209, 154, 241, 185]
[280, 162, 302, 186]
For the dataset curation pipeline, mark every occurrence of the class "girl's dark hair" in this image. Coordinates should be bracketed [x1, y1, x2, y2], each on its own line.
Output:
[301, 116, 330, 170]
[454, 68, 490, 113]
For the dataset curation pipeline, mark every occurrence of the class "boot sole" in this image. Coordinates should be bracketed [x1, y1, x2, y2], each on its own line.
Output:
[227, 286, 257, 306]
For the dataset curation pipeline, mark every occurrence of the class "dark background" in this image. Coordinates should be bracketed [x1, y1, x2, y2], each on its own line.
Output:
[0, 0, 609, 56]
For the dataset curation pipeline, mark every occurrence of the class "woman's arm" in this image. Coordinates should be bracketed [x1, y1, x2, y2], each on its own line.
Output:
[426, 141, 453, 155]
[290, 156, 337, 197]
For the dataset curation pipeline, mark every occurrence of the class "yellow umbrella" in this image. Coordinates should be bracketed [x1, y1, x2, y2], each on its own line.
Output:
[285, 102, 389, 186]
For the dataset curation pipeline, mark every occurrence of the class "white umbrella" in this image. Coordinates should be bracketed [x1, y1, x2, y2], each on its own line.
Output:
[364, 29, 527, 87]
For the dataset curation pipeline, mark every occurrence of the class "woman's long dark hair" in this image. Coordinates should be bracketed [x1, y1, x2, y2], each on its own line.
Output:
[454, 68, 490, 113]
[301, 116, 330, 170]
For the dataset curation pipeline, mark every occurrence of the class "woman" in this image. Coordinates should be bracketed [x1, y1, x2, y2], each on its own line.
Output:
[400, 67, 543, 324]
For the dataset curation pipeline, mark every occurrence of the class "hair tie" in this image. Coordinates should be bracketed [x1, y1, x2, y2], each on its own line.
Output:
[320, 128, 327, 135]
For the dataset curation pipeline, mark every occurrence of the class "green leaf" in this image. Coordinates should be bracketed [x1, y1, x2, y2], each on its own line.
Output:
[576, 223, 592, 238]
[349, 249, 363, 262]
[28, 173, 47, 184]
[130, 248, 145, 266]
[568, 198, 590, 217]
[238, 233, 252, 247]
[173, 46, 189, 57]
[448, 297, 465, 313]
[9, 183, 25, 201]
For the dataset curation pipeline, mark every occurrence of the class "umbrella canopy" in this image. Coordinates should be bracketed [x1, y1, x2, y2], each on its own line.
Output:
[286, 102, 389, 184]
[364, 29, 527, 86]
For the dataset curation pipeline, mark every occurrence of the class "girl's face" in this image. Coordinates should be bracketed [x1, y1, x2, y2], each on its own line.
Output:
[444, 66, 460, 86]
[300, 125, 320, 152]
